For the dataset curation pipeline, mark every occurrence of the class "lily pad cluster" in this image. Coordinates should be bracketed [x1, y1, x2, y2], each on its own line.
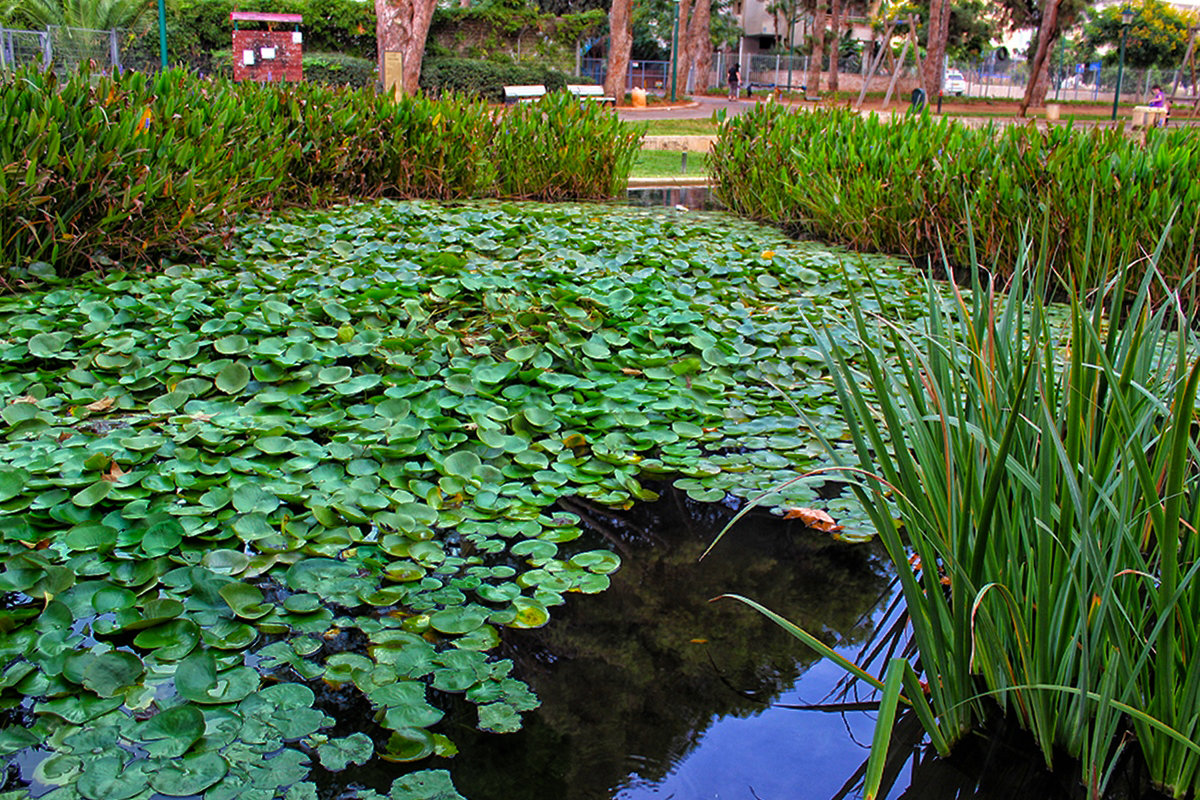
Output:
[0, 200, 922, 799]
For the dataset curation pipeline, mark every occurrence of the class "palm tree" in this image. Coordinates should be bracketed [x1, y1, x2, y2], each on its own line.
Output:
[7, 0, 154, 31]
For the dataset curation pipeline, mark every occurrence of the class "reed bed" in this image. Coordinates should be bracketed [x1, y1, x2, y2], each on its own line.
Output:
[712, 229, 1200, 798]
[709, 104, 1200, 304]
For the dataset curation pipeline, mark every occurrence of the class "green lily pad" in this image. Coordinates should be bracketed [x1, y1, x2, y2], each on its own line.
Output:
[317, 733, 374, 771]
[149, 750, 229, 796]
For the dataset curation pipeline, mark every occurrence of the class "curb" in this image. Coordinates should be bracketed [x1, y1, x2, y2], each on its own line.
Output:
[626, 177, 711, 188]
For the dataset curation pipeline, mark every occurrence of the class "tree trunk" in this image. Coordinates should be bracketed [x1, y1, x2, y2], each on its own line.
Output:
[605, 0, 632, 103]
[376, 0, 438, 95]
[828, 0, 841, 92]
[683, 0, 711, 93]
[806, 3, 826, 95]
[672, 0, 692, 95]
[920, 0, 949, 97]
[1019, 0, 1064, 117]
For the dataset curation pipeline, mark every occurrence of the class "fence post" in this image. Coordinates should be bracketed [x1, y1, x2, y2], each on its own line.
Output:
[42, 29, 51, 70]
[110, 28, 120, 72]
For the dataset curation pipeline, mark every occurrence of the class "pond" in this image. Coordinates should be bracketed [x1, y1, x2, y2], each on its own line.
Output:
[0, 198, 1132, 800]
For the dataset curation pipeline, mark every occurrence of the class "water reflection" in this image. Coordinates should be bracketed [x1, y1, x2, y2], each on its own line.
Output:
[436, 487, 892, 800]
[624, 187, 720, 211]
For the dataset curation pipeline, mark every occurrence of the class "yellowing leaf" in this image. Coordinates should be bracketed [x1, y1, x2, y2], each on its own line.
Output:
[781, 507, 843, 532]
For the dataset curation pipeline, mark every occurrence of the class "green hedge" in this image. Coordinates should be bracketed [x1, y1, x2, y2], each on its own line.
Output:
[0, 67, 641, 284]
[206, 51, 375, 87]
[419, 57, 577, 102]
[710, 104, 1200, 300]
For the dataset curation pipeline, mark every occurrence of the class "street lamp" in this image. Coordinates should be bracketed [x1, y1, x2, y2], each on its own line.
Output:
[670, 0, 681, 102]
[1111, 7, 1134, 121]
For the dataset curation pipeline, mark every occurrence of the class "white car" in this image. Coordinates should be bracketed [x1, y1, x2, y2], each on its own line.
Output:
[943, 70, 967, 96]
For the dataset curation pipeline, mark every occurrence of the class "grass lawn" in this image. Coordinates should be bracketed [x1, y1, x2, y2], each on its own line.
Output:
[630, 119, 721, 136]
[629, 148, 708, 179]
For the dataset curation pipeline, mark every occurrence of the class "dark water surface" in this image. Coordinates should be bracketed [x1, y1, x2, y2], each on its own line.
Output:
[433, 488, 894, 800]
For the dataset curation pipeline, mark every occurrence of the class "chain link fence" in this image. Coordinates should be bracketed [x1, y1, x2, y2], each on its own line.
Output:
[0, 25, 156, 75]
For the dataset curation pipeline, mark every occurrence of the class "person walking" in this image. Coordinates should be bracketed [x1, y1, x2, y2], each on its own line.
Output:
[727, 63, 740, 101]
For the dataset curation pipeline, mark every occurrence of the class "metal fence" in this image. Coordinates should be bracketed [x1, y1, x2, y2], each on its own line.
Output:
[0, 25, 154, 75]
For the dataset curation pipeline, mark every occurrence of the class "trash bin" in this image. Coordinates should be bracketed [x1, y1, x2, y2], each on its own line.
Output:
[1046, 103, 1061, 121]
[909, 88, 926, 113]
[631, 87, 647, 108]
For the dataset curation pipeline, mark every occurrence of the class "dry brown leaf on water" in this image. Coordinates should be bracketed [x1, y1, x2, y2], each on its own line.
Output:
[781, 507, 843, 532]
[84, 397, 115, 412]
[12, 395, 37, 404]
[620, 368, 643, 376]
[103, 462, 126, 482]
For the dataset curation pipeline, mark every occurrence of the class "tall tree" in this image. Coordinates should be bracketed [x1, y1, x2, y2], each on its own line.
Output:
[806, 0, 827, 95]
[1018, 0, 1062, 115]
[376, 0, 438, 95]
[920, 0, 949, 97]
[828, 0, 842, 91]
[681, 0, 712, 93]
[605, 0, 633, 102]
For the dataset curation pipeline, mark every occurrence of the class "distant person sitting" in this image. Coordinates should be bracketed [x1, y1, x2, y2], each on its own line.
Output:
[728, 63, 740, 101]
[1150, 84, 1169, 127]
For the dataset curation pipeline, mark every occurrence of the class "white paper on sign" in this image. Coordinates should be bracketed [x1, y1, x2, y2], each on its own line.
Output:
[292, 31, 303, 43]
[242, 50, 255, 65]
[261, 47, 276, 59]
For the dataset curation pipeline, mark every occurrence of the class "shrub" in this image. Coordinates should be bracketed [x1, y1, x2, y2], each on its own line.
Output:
[300, 52, 377, 87]
[709, 104, 1200, 302]
[419, 56, 574, 102]
[0, 67, 638, 283]
[491, 90, 642, 200]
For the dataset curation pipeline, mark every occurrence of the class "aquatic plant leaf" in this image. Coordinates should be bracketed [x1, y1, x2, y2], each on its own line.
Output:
[148, 750, 229, 796]
[380, 728, 435, 762]
[215, 362, 251, 394]
[137, 704, 205, 758]
[317, 732, 374, 771]
[477, 702, 522, 734]
[81, 650, 144, 697]
[77, 755, 150, 800]
[175, 651, 259, 704]
[386, 769, 466, 800]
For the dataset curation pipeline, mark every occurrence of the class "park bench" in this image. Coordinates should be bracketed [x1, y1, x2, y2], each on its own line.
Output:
[745, 81, 776, 97]
[567, 84, 616, 105]
[503, 85, 546, 104]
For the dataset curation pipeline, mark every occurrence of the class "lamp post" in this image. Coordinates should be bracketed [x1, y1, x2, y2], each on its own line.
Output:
[1111, 7, 1133, 121]
[670, 0, 681, 102]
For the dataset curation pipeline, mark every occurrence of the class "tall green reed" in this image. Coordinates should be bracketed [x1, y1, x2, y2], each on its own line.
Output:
[709, 222, 1200, 798]
[709, 104, 1200, 305]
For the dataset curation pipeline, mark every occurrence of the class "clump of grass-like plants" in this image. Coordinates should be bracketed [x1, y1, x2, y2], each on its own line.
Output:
[0, 67, 641, 284]
[709, 103, 1200, 305]
[711, 225, 1200, 798]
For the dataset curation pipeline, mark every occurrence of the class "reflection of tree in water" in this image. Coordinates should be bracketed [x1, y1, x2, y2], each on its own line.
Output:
[438, 487, 891, 800]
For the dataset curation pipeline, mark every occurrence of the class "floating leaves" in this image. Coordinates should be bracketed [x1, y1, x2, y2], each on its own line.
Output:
[0, 199, 919, 800]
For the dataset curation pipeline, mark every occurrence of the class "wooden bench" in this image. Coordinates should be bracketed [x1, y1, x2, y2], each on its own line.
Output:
[567, 84, 616, 105]
[503, 85, 546, 104]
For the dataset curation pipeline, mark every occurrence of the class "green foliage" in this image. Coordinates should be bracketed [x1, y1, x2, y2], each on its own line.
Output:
[206, 50, 376, 86]
[714, 232, 1200, 797]
[419, 56, 574, 101]
[5, 0, 153, 31]
[167, 0, 376, 65]
[491, 91, 643, 199]
[1082, 0, 1191, 69]
[710, 104, 1200, 303]
[0, 67, 643, 281]
[298, 52, 377, 87]
[0, 198, 927, 798]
